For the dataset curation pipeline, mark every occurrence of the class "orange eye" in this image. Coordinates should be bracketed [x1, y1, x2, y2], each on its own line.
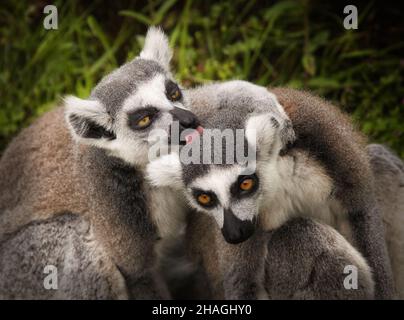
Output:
[240, 178, 254, 191]
[170, 89, 181, 101]
[137, 115, 151, 128]
[197, 194, 211, 205]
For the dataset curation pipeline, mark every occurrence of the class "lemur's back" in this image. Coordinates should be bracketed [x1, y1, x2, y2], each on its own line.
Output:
[0, 107, 88, 241]
[0, 213, 127, 299]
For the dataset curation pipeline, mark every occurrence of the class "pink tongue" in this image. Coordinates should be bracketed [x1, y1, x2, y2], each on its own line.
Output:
[185, 126, 204, 144]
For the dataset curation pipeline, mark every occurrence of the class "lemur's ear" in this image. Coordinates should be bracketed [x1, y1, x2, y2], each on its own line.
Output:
[140, 26, 172, 70]
[146, 153, 184, 190]
[267, 93, 296, 151]
[245, 113, 295, 159]
[64, 95, 115, 146]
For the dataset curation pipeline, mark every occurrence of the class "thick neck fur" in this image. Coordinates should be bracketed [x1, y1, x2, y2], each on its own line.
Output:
[259, 149, 345, 232]
[259, 88, 375, 241]
[79, 145, 186, 238]
[269, 88, 374, 210]
[76, 145, 157, 238]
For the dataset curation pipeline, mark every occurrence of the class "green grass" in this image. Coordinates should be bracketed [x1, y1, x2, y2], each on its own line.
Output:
[1, 0, 403, 156]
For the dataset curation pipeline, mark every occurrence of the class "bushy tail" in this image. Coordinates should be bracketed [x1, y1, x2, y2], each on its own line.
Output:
[367, 143, 404, 299]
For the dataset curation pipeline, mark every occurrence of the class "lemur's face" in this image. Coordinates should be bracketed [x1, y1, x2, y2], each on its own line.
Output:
[64, 27, 199, 166]
[146, 81, 296, 244]
[185, 164, 261, 244]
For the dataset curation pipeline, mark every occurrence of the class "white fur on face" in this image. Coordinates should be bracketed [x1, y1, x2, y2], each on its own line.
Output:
[103, 74, 186, 167]
[64, 27, 184, 167]
[64, 94, 155, 166]
[64, 74, 186, 167]
[122, 74, 174, 114]
[186, 165, 259, 228]
[110, 74, 187, 165]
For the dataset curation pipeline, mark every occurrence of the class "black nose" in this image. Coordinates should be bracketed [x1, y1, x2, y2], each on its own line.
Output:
[221, 208, 256, 244]
[169, 107, 200, 129]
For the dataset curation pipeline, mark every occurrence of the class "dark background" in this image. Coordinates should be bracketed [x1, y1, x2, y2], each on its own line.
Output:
[0, 0, 403, 156]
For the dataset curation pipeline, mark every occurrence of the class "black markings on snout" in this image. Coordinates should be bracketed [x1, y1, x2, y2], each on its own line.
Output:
[221, 208, 256, 244]
[169, 107, 200, 129]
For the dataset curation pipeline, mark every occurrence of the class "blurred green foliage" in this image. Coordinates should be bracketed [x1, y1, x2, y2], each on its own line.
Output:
[0, 0, 403, 156]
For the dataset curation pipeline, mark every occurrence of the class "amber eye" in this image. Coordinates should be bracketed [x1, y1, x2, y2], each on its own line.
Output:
[170, 89, 181, 101]
[240, 178, 254, 191]
[137, 115, 151, 128]
[197, 194, 211, 205]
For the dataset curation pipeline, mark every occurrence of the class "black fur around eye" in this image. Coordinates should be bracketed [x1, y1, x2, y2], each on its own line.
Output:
[165, 80, 182, 102]
[192, 189, 218, 209]
[231, 174, 259, 198]
[127, 106, 159, 131]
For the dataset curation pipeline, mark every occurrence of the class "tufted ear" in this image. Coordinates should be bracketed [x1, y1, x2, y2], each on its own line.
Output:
[245, 113, 295, 159]
[269, 95, 296, 152]
[64, 95, 115, 146]
[139, 26, 172, 70]
[146, 153, 184, 190]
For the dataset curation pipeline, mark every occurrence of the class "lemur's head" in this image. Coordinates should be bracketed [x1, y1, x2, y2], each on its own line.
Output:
[64, 27, 199, 166]
[147, 81, 295, 244]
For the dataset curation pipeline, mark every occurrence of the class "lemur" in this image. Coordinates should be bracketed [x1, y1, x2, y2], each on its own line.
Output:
[177, 144, 404, 300]
[0, 28, 200, 299]
[182, 212, 375, 299]
[146, 80, 397, 299]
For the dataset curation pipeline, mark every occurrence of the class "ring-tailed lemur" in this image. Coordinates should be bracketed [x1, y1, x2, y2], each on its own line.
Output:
[168, 144, 403, 300]
[0, 28, 200, 299]
[147, 81, 397, 299]
[182, 211, 375, 299]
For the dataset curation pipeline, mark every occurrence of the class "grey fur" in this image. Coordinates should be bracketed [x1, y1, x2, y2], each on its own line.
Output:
[0, 214, 128, 299]
[265, 217, 374, 299]
[90, 59, 166, 118]
[367, 144, 404, 299]
[0, 28, 190, 299]
[181, 211, 374, 300]
[149, 81, 397, 299]
[181, 143, 403, 300]
[271, 88, 395, 299]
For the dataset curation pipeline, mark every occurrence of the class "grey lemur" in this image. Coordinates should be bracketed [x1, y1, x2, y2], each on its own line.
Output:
[181, 213, 375, 299]
[179, 144, 403, 300]
[147, 81, 400, 299]
[0, 27, 201, 299]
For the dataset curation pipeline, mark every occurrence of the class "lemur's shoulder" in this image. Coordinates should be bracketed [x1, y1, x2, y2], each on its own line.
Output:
[269, 87, 373, 210]
[0, 106, 87, 241]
